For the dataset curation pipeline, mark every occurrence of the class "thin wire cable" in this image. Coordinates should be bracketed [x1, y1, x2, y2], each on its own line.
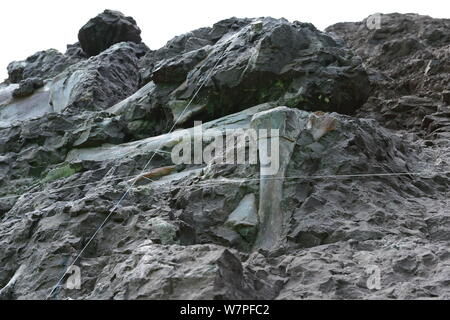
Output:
[137, 169, 450, 192]
[46, 47, 232, 299]
[0, 146, 172, 201]
[2, 167, 450, 202]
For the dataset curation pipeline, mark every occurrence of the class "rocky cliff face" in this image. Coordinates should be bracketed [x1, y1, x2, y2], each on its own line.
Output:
[327, 13, 450, 137]
[0, 11, 449, 300]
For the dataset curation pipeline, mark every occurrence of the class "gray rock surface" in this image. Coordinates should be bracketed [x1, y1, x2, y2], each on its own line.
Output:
[0, 11, 449, 300]
[7, 49, 84, 84]
[49, 41, 147, 112]
[327, 13, 450, 140]
[226, 193, 259, 243]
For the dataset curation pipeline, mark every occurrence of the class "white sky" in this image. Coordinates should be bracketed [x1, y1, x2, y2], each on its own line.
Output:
[0, 0, 448, 80]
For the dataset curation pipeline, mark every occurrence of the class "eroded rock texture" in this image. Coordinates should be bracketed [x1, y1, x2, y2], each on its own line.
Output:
[327, 13, 450, 140]
[134, 17, 369, 127]
[0, 11, 449, 300]
[7, 48, 85, 84]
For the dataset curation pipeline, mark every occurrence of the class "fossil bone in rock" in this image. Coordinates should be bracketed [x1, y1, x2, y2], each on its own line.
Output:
[250, 106, 307, 250]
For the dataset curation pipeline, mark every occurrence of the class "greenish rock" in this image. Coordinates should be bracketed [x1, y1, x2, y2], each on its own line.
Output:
[305, 142, 326, 154]
[73, 117, 126, 148]
[226, 193, 259, 242]
[250, 20, 263, 32]
[149, 217, 178, 245]
[41, 163, 81, 184]
[251, 107, 307, 250]
[168, 100, 206, 124]
[127, 120, 152, 135]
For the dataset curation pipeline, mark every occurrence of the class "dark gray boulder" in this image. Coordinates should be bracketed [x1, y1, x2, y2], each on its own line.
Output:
[78, 9, 142, 57]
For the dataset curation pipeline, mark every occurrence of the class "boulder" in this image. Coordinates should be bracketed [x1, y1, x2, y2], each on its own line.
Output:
[78, 10, 142, 56]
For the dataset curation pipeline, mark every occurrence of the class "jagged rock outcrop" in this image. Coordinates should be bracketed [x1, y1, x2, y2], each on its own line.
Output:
[327, 13, 450, 140]
[1, 42, 148, 127]
[7, 48, 84, 84]
[0, 11, 449, 300]
[78, 9, 142, 57]
[50, 41, 147, 112]
[132, 17, 370, 127]
[0, 39, 150, 202]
